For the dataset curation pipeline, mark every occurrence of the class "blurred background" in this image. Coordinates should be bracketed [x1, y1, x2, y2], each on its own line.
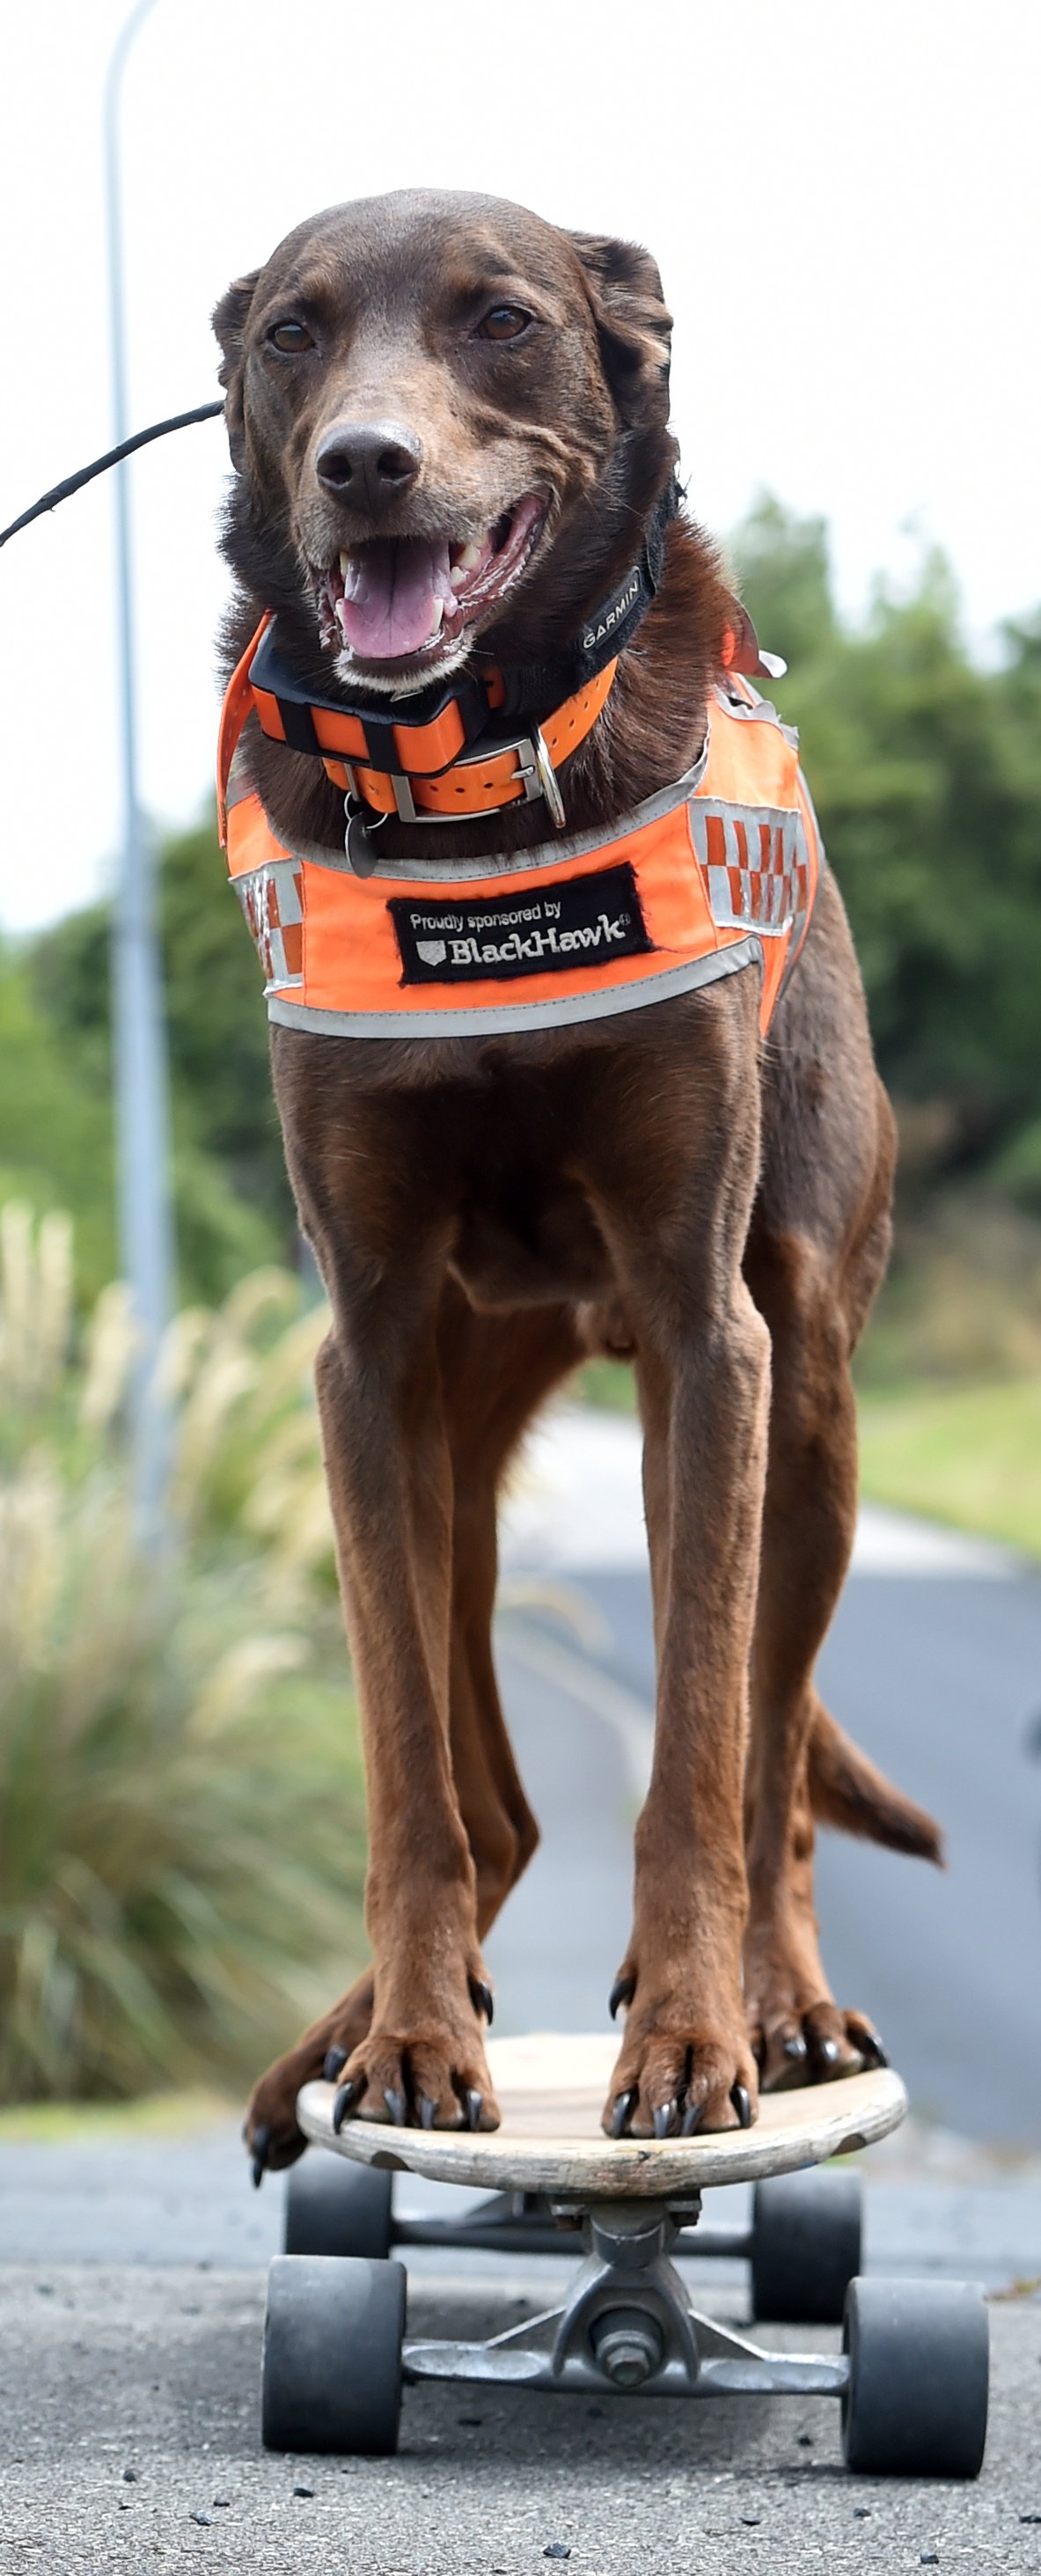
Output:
[1, 0, 1039, 2139]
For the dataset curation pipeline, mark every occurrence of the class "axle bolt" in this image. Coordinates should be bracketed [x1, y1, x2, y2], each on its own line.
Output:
[591, 2307, 664, 2389]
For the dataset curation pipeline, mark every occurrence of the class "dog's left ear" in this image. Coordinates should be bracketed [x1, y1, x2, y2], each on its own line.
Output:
[212, 269, 261, 468]
[568, 233, 672, 426]
[718, 592, 788, 682]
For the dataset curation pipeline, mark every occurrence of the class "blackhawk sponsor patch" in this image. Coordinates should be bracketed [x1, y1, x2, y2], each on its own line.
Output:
[389, 862, 653, 987]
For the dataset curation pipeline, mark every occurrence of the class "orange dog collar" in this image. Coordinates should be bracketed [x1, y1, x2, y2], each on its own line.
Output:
[218, 613, 618, 837]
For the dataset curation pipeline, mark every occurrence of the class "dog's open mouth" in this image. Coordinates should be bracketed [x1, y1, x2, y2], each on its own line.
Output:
[315, 493, 545, 672]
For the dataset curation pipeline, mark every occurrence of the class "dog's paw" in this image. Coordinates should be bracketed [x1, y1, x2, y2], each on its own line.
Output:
[330, 2017, 500, 2133]
[751, 1998, 887, 2093]
[602, 1994, 758, 2140]
[243, 2058, 311, 2182]
[243, 1972, 376, 2183]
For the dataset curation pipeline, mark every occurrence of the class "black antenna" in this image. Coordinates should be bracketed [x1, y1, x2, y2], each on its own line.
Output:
[0, 400, 224, 548]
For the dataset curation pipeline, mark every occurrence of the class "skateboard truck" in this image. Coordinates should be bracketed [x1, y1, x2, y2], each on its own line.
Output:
[404, 2194, 844, 2400]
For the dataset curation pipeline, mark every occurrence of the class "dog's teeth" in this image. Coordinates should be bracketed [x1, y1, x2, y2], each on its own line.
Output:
[453, 539, 485, 577]
[426, 598, 444, 637]
[338, 550, 351, 581]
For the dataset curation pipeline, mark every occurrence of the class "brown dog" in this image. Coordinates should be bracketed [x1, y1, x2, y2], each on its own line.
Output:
[213, 190, 941, 2172]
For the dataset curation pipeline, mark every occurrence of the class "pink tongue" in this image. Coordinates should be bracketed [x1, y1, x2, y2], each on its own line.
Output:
[340, 538, 452, 659]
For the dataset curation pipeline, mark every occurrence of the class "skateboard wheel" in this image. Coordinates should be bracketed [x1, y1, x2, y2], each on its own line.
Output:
[750, 2167, 861, 2323]
[283, 2154, 393, 2259]
[841, 2277, 989, 2478]
[262, 2255, 406, 2455]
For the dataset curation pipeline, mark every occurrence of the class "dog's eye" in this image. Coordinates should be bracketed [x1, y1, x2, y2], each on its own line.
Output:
[268, 320, 314, 355]
[477, 305, 533, 343]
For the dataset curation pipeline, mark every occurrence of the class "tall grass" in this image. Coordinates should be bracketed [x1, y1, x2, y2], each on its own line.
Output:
[0, 1204, 363, 2102]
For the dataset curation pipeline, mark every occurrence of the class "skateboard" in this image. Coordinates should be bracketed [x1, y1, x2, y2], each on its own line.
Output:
[260, 2031, 988, 2477]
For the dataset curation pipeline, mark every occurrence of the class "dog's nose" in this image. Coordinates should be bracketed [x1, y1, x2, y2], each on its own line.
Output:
[314, 420, 422, 509]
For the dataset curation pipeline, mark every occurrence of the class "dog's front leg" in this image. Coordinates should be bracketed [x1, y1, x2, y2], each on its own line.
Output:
[590, 1001, 769, 2139]
[315, 1273, 498, 2134]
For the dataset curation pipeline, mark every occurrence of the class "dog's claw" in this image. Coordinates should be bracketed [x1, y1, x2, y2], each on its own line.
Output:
[609, 1974, 635, 2022]
[469, 1978, 495, 2027]
[680, 2099, 705, 2138]
[816, 2037, 842, 2071]
[609, 2087, 638, 2140]
[783, 2033, 808, 2065]
[652, 2101, 676, 2140]
[384, 2088, 407, 2127]
[323, 2044, 349, 2082]
[420, 2095, 437, 2129]
[859, 2032, 889, 2068]
[730, 2083, 752, 2129]
[332, 2079, 362, 2134]
[251, 2123, 271, 2189]
[464, 2089, 483, 2132]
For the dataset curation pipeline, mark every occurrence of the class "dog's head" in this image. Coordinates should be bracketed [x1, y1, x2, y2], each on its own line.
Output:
[214, 189, 676, 695]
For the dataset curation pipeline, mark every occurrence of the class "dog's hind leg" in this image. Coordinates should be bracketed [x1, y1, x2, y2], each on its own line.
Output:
[440, 1286, 584, 1936]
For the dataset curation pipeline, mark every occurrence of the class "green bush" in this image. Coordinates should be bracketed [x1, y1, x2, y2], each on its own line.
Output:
[0, 1204, 361, 2103]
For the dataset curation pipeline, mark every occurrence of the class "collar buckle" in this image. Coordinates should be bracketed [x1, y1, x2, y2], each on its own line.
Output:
[353, 728, 568, 829]
[531, 727, 567, 830]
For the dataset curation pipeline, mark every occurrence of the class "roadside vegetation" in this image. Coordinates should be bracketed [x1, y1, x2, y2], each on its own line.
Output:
[0, 1203, 363, 2105]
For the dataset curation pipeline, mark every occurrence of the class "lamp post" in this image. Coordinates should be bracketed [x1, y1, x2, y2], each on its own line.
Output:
[103, 0, 175, 1531]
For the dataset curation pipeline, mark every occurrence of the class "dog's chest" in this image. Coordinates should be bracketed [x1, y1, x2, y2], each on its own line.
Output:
[449, 1139, 613, 1312]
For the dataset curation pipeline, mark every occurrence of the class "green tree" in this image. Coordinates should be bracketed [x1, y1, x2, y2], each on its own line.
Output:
[5, 810, 291, 1307]
[734, 500, 1041, 1193]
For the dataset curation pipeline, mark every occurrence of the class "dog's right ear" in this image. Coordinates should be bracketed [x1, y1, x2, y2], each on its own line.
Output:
[212, 270, 260, 468]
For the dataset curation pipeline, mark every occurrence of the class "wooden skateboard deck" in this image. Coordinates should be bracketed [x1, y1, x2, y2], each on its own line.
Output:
[297, 2030, 906, 2198]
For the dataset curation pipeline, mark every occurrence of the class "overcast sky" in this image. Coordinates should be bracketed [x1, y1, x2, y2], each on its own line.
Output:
[3, 0, 1039, 933]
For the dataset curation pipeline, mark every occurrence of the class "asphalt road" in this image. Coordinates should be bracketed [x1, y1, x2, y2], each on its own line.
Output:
[3, 2266, 1040, 2576]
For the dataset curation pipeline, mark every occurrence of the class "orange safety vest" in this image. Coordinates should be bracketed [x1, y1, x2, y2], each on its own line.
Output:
[218, 630, 822, 1042]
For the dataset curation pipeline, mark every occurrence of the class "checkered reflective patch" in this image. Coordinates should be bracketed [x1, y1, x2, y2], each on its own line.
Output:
[236, 860, 304, 994]
[691, 799, 811, 943]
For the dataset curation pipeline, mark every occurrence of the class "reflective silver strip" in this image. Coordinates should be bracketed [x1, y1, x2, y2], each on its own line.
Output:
[284, 748, 712, 884]
[266, 936, 762, 1041]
